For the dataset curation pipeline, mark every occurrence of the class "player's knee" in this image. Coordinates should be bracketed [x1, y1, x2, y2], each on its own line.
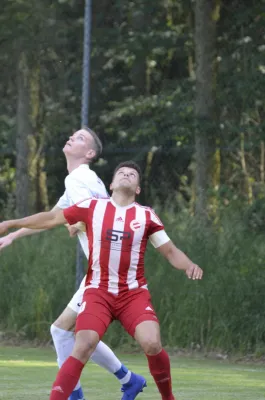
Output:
[53, 320, 67, 331]
[50, 323, 60, 340]
[72, 336, 98, 364]
[50, 323, 70, 340]
[140, 337, 162, 355]
[52, 307, 77, 332]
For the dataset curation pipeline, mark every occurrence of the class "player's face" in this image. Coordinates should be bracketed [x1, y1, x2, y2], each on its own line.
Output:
[110, 167, 141, 195]
[63, 129, 95, 161]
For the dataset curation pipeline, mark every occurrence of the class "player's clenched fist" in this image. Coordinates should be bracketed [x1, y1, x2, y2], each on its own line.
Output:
[185, 264, 203, 280]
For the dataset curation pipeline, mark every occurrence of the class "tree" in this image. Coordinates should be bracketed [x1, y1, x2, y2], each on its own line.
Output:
[15, 53, 32, 217]
[194, 0, 220, 217]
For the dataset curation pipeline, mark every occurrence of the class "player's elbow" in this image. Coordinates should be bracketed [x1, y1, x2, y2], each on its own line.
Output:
[159, 241, 175, 259]
[48, 210, 65, 227]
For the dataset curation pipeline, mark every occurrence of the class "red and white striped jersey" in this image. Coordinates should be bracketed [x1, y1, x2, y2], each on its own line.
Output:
[64, 197, 170, 294]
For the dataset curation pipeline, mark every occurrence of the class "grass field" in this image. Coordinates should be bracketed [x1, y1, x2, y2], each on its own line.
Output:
[0, 346, 265, 400]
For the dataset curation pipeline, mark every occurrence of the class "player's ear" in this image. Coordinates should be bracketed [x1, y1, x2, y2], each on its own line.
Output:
[110, 182, 113, 191]
[86, 149, 95, 162]
[136, 186, 141, 195]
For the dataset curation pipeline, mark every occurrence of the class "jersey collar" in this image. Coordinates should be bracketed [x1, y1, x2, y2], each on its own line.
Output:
[69, 163, 90, 176]
[110, 197, 135, 210]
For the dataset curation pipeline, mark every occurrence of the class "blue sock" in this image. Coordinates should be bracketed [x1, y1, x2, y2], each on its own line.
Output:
[114, 364, 131, 384]
[69, 387, 85, 400]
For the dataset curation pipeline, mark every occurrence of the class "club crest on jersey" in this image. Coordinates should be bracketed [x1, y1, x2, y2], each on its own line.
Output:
[130, 219, 141, 231]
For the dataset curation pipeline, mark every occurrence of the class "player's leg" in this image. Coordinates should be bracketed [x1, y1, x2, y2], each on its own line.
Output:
[50, 288, 135, 398]
[50, 288, 112, 400]
[50, 329, 100, 400]
[50, 295, 85, 400]
[119, 289, 175, 400]
[135, 321, 175, 400]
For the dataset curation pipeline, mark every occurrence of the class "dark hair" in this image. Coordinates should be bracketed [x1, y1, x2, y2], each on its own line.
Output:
[113, 160, 142, 183]
[82, 126, 103, 163]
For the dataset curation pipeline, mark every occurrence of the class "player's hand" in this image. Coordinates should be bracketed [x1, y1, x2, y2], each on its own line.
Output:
[67, 225, 79, 237]
[66, 222, 86, 237]
[0, 222, 10, 237]
[185, 264, 203, 280]
[0, 234, 14, 251]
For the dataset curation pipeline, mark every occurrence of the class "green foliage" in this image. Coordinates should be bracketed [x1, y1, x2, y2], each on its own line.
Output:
[1, 211, 265, 355]
[0, 228, 77, 339]
[245, 198, 265, 233]
[1, 0, 265, 211]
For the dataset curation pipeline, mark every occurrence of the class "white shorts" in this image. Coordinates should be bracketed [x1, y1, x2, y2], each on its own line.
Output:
[67, 276, 87, 314]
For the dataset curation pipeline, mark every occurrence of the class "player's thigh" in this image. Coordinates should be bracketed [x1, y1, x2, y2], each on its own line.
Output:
[67, 281, 86, 314]
[76, 288, 114, 339]
[53, 306, 77, 331]
[118, 289, 160, 338]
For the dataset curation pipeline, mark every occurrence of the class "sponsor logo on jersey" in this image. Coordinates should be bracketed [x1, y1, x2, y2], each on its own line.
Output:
[106, 229, 131, 241]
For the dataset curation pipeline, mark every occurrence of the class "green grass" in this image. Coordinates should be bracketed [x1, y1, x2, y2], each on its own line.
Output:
[0, 347, 265, 399]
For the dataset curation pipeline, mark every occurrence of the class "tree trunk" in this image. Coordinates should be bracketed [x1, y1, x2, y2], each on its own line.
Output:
[28, 65, 49, 213]
[16, 56, 49, 216]
[15, 52, 32, 217]
[194, 0, 220, 217]
[37, 154, 49, 211]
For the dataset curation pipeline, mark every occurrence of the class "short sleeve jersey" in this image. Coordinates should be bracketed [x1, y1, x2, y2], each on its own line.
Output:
[56, 164, 109, 257]
[63, 197, 170, 294]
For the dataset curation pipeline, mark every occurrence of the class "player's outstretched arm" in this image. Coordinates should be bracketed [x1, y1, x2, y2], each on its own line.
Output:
[156, 240, 203, 280]
[0, 205, 61, 251]
[0, 229, 44, 251]
[0, 208, 67, 236]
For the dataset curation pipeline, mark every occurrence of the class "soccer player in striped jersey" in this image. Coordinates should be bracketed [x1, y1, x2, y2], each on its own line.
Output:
[0, 160, 203, 400]
[0, 130, 145, 400]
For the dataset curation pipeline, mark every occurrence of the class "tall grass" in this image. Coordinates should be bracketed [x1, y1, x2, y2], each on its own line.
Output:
[0, 228, 77, 339]
[0, 211, 265, 354]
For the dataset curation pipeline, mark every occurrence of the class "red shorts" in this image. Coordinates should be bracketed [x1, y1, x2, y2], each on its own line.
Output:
[75, 287, 159, 338]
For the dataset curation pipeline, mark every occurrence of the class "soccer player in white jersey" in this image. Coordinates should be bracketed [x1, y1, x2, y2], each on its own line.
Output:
[0, 160, 203, 400]
[0, 132, 146, 400]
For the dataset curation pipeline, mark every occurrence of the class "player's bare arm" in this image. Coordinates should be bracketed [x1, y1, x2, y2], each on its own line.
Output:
[156, 240, 203, 280]
[0, 208, 67, 235]
[0, 206, 85, 250]
[0, 205, 61, 251]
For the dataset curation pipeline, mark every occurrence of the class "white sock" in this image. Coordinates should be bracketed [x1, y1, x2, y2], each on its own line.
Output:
[90, 340, 122, 374]
[50, 324, 81, 391]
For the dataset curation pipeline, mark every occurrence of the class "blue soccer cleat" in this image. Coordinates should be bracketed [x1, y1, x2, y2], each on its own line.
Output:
[121, 372, 147, 400]
[69, 387, 86, 400]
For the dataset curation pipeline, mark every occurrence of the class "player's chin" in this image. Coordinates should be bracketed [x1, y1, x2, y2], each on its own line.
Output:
[63, 145, 71, 154]
[120, 179, 132, 186]
[120, 185, 132, 192]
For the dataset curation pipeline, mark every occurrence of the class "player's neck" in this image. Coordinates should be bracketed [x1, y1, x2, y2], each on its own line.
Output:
[111, 192, 135, 207]
[66, 158, 88, 173]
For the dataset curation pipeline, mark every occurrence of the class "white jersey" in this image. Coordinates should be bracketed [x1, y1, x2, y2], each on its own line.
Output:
[56, 164, 109, 258]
